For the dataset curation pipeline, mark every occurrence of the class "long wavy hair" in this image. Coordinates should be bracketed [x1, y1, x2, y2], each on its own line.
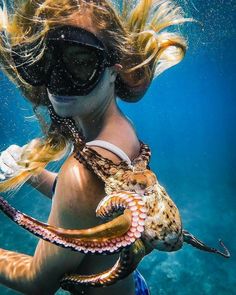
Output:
[0, 0, 194, 192]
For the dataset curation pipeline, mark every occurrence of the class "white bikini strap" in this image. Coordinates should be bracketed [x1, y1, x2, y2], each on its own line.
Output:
[86, 140, 132, 166]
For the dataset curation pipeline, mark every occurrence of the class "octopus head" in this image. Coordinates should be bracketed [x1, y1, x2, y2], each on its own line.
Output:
[124, 170, 157, 195]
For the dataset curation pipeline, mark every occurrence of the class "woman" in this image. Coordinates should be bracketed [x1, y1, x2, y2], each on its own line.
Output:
[0, 0, 191, 294]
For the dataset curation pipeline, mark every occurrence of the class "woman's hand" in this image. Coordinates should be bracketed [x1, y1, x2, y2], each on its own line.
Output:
[0, 144, 25, 181]
[0, 144, 57, 199]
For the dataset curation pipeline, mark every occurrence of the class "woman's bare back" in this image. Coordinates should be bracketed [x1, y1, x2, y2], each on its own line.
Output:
[47, 124, 141, 294]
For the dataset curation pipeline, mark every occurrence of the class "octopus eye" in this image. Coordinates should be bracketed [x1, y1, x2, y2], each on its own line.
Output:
[131, 179, 137, 185]
[139, 183, 147, 190]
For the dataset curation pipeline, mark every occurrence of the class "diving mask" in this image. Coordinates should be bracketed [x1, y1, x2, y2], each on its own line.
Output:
[11, 25, 116, 96]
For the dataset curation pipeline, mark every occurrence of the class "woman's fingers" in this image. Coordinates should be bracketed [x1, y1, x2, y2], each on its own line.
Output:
[0, 144, 24, 180]
[0, 173, 6, 181]
[0, 156, 14, 175]
[6, 144, 24, 161]
[1, 150, 20, 171]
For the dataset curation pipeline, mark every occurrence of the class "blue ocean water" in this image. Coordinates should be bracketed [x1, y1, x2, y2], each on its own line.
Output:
[0, 1, 235, 294]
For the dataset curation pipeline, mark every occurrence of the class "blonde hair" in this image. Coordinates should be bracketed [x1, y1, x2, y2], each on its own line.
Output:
[0, 0, 195, 192]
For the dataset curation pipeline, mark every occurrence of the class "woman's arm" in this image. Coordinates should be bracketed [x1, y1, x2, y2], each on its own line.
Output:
[0, 240, 84, 295]
[26, 144, 74, 199]
[0, 144, 58, 199]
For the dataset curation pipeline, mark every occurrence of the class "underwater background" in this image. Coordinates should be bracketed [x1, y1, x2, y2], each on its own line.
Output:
[0, 0, 235, 294]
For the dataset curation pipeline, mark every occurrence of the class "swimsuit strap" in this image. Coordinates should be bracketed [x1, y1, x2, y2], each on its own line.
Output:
[74, 140, 151, 183]
[86, 140, 132, 166]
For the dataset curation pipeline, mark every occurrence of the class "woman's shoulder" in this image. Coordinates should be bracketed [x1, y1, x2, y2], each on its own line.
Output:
[50, 155, 105, 228]
[90, 126, 141, 163]
[61, 152, 105, 197]
[88, 115, 141, 163]
[56, 142, 130, 198]
[52, 129, 140, 225]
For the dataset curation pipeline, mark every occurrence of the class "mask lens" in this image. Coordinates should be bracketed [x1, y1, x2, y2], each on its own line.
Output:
[62, 44, 102, 84]
[11, 44, 52, 86]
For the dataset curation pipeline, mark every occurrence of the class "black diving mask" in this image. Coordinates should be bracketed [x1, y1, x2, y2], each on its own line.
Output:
[11, 25, 116, 96]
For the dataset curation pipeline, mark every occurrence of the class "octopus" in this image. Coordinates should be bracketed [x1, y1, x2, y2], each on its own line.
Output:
[0, 104, 230, 293]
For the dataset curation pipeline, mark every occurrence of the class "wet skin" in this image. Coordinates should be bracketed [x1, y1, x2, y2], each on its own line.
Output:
[44, 41, 141, 294]
[0, 12, 141, 294]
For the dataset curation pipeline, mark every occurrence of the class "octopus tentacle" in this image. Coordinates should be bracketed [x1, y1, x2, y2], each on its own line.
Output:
[0, 192, 147, 254]
[75, 141, 152, 182]
[48, 104, 152, 181]
[60, 239, 146, 291]
[183, 230, 230, 258]
[0, 196, 131, 240]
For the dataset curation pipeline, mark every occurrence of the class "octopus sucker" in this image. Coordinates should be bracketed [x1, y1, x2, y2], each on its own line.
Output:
[0, 108, 231, 290]
[0, 193, 147, 255]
